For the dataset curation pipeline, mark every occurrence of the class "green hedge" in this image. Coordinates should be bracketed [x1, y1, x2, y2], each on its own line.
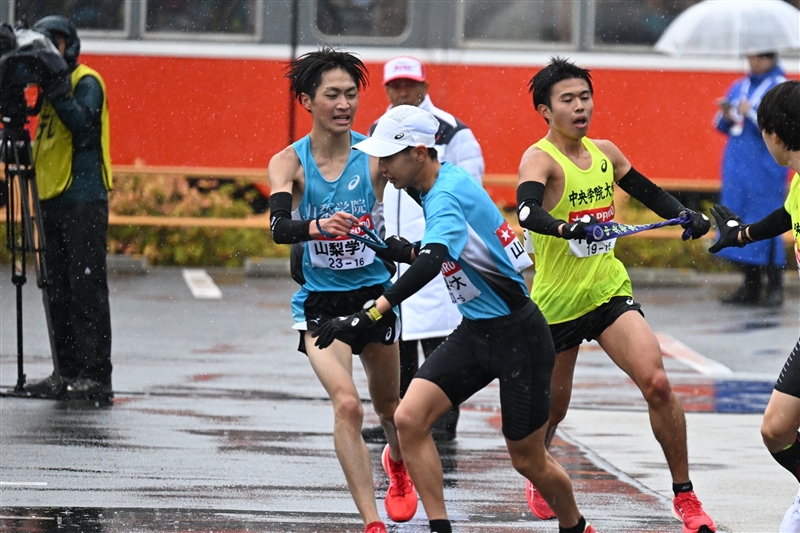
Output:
[0, 177, 788, 270]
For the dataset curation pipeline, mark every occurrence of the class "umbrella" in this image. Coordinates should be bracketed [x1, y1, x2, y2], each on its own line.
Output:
[654, 0, 800, 57]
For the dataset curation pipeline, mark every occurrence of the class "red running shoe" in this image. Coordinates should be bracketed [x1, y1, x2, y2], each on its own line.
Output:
[526, 479, 556, 520]
[381, 444, 418, 522]
[672, 491, 716, 533]
[584, 524, 597, 532]
[364, 521, 387, 533]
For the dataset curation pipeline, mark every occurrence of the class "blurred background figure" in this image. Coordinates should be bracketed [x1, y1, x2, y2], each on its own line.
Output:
[714, 52, 788, 307]
[361, 56, 484, 444]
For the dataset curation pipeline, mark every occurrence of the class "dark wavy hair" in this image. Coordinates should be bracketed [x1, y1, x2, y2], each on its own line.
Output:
[528, 57, 593, 110]
[285, 47, 369, 103]
[758, 80, 800, 151]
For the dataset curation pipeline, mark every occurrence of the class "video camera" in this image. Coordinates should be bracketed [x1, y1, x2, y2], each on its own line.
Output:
[0, 21, 68, 130]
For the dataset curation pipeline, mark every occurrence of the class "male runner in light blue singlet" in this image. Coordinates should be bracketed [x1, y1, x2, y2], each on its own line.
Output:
[267, 49, 415, 533]
[312, 105, 598, 533]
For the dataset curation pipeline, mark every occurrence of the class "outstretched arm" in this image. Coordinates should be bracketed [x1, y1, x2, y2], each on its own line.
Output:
[709, 204, 792, 253]
[596, 139, 710, 239]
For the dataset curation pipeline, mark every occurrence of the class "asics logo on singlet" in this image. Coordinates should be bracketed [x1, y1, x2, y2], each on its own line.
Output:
[394, 133, 404, 140]
[348, 175, 361, 190]
[601, 160, 608, 172]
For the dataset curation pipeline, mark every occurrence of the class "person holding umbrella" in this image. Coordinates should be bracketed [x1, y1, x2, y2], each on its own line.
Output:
[708, 79, 800, 533]
[714, 51, 788, 307]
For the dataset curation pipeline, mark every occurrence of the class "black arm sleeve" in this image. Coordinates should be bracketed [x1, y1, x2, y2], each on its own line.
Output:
[382, 243, 447, 307]
[405, 187, 423, 206]
[516, 180, 564, 236]
[748, 207, 793, 241]
[616, 167, 685, 220]
[269, 191, 312, 244]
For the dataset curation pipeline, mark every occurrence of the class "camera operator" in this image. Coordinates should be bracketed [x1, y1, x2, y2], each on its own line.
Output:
[22, 15, 113, 401]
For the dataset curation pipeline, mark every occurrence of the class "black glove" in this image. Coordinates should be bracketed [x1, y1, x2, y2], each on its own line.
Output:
[40, 71, 71, 101]
[708, 204, 750, 253]
[374, 235, 419, 264]
[312, 300, 382, 350]
[560, 215, 599, 240]
[679, 209, 711, 241]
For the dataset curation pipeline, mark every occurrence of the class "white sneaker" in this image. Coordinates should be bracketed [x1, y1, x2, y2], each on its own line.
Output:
[780, 490, 800, 533]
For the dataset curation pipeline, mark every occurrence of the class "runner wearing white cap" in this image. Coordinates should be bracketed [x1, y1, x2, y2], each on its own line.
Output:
[361, 56, 485, 445]
[313, 104, 597, 533]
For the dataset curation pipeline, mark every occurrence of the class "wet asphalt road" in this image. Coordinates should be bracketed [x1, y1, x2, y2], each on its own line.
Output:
[1, 265, 799, 532]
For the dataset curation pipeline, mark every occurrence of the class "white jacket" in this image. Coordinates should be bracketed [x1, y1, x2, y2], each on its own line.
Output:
[378, 95, 485, 340]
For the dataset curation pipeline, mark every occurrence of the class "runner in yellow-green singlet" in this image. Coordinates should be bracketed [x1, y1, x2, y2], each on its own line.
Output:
[708, 80, 800, 532]
[515, 57, 715, 533]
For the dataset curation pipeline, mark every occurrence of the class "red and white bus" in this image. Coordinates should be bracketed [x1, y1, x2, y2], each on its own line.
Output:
[10, 1, 800, 203]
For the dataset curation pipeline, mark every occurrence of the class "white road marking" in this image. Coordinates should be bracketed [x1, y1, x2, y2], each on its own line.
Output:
[182, 269, 222, 299]
[0, 481, 48, 486]
[583, 335, 733, 376]
[656, 333, 733, 375]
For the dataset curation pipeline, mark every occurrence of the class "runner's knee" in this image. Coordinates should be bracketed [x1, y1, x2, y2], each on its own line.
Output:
[639, 370, 672, 405]
[371, 397, 399, 425]
[393, 402, 428, 439]
[761, 416, 796, 450]
[333, 394, 364, 427]
[508, 447, 548, 480]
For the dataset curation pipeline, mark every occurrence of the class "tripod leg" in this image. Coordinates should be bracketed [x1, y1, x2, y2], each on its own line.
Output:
[18, 152, 61, 383]
[13, 279, 25, 391]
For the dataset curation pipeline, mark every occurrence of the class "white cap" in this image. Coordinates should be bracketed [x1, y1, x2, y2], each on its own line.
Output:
[353, 105, 439, 157]
[383, 56, 426, 84]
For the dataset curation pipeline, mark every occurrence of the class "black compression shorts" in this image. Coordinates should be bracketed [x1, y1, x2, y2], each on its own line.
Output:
[775, 338, 800, 398]
[299, 284, 400, 355]
[415, 301, 554, 441]
[548, 296, 643, 354]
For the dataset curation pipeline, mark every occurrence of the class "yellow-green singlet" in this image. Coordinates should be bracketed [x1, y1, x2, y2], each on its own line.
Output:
[34, 64, 112, 201]
[784, 172, 800, 269]
[529, 137, 631, 324]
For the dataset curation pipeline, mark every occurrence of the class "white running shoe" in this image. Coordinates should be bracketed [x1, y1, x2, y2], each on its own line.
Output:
[780, 490, 800, 533]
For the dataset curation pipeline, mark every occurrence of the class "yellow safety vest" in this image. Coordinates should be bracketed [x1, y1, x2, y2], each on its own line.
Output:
[529, 137, 632, 324]
[34, 64, 112, 200]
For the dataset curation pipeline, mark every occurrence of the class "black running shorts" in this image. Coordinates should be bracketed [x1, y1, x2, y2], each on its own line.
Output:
[548, 295, 643, 354]
[299, 284, 400, 355]
[415, 301, 555, 441]
[775, 337, 800, 398]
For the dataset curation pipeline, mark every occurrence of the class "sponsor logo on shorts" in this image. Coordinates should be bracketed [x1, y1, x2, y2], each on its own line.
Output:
[626, 298, 634, 306]
[385, 327, 393, 341]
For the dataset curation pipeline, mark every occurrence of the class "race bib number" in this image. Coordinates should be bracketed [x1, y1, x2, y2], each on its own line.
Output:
[567, 205, 615, 258]
[495, 220, 533, 273]
[309, 214, 377, 270]
[523, 229, 534, 254]
[568, 237, 616, 258]
[441, 260, 481, 304]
